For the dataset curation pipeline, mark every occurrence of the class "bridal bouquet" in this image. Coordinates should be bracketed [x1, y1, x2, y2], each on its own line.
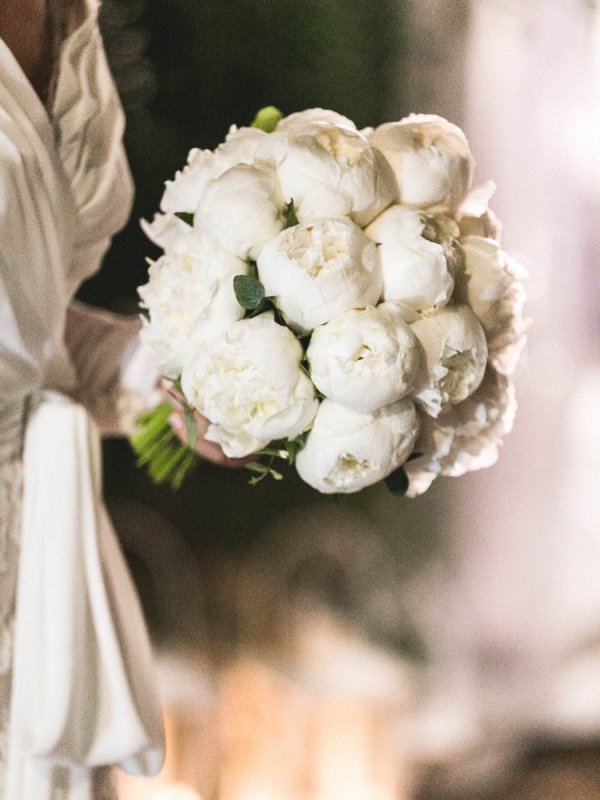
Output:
[132, 106, 527, 496]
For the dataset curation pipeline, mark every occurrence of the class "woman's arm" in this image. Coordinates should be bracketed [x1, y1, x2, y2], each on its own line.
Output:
[0, 0, 52, 101]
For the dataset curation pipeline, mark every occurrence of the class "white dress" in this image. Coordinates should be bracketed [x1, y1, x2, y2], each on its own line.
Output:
[0, 0, 164, 796]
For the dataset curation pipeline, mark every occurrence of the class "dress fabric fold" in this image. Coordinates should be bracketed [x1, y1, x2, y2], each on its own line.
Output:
[7, 395, 164, 797]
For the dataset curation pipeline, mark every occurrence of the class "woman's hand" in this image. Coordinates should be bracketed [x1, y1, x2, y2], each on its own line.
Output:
[163, 382, 252, 468]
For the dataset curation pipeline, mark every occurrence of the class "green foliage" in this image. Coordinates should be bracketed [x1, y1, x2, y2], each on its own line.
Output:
[285, 434, 307, 465]
[130, 402, 199, 490]
[183, 405, 199, 449]
[234, 274, 266, 310]
[251, 105, 283, 132]
[175, 211, 194, 226]
[284, 200, 299, 228]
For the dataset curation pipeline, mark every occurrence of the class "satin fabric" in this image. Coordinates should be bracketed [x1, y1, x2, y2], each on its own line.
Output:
[0, 0, 165, 795]
[7, 395, 163, 796]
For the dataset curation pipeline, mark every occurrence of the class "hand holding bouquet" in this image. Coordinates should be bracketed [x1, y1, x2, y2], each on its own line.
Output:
[132, 107, 527, 496]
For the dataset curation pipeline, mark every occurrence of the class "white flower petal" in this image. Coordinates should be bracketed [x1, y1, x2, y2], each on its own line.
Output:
[410, 304, 488, 416]
[296, 398, 420, 494]
[138, 232, 248, 378]
[257, 217, 382, 332]
[273, 124, 395, 225]
[456, 236, 528, 375]
[195, 163, 286, 260]
[307, 304, 421, 412]
[181, 314, 318, 457]
[371, 114, 474, 212]
[365, 206, 455, 313]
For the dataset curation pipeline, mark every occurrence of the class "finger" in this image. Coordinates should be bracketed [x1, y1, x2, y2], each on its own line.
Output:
[169, 408, 254, 468]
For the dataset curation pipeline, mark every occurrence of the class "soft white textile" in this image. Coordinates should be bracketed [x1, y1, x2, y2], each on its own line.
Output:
[0, 0, 165, 795]
[7, 395, 163, 794]
[64, 301, 161, 437]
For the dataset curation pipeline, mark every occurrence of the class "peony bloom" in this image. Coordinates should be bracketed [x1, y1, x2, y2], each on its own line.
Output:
[410, 304, 488, 416]
[295, 398, 419, 494]
[277, 107, 358, 133]
[160, 148, 218, 215]
[307, 303, 422, 412]
[160, 128, 274, 215]
[141, 212, 192, 251]
[404, 366, 516, 496]
[455, 180, 502, 241]
[370, 114, 474, 212]
[216, 124, 272, 166]
[364, 205, 456, 313]
[271, 123, 396, 226]
[194, 163, 286, 260]
[455, 236, 528, 375]
[257, 217, 382, 332]
[181, 313, 318, 458]
[138, 232, 249, 379]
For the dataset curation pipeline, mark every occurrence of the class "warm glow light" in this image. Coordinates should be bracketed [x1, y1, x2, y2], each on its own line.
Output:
[150, 785, 202, 800]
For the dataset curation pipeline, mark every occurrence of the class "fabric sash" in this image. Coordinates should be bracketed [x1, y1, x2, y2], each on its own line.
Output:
[7, 393, 164, 794]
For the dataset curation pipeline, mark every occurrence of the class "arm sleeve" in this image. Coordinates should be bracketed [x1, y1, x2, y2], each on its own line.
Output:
[64, 300, 161, 437]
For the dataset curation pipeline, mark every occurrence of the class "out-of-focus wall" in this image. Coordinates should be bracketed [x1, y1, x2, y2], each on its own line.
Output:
[404, 1, 600, 796]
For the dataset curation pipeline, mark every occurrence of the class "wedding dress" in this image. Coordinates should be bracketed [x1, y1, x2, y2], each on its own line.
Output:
[0, 0, 164, 796]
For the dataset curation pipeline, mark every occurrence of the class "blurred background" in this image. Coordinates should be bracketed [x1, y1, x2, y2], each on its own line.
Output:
[84, 0, 600, 798]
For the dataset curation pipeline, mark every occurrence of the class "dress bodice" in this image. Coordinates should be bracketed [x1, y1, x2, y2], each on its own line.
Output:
[0, 0, 133, 407]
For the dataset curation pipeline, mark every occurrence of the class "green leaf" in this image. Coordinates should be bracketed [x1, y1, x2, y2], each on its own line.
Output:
[175, 211, 194, 226]
[245, 462, 271, 475]
[284, 200, 299, 228]
[183, 406, 199, 449]
[285, 434, 307, 465]
[385, 466, 409, 496]
[250, 106, 283, 133]
[234, 274, 266, 310]
[254, 447, 288, 459]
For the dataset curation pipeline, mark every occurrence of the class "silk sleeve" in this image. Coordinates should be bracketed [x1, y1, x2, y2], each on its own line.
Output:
[64, 300, 161, 437]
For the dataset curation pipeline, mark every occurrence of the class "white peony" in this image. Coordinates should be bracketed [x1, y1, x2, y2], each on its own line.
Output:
[277, 108, 357, 133]
[160, 129, 273, 216]
[257, 217, 382, 332]
[160, 148, 218, 214]
[410, 304, 488, 416]
[194, 163, 286, 260]
[455, 236, 527, 375]
[141, 212, 192, 251]
[370, 114, 474, 212]
[272, 123, 396, 226]
[307, 303, 422, 412]
[217, 124, 272, 166]
[364, 205, 456, 313]
[404, 367, 516, 496]
[455, 180, 502, 241]
[295, 398, 420, 494]
[146, 130, 280, 253]
[181, 313, 318, 458]
[138, 232, 249, 378]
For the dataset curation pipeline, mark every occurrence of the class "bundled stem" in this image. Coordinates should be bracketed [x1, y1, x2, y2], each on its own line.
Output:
[130, 402, 199, 490]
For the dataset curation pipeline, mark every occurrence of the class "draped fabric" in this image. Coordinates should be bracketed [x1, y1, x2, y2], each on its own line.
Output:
[0, 0, 164, 796]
